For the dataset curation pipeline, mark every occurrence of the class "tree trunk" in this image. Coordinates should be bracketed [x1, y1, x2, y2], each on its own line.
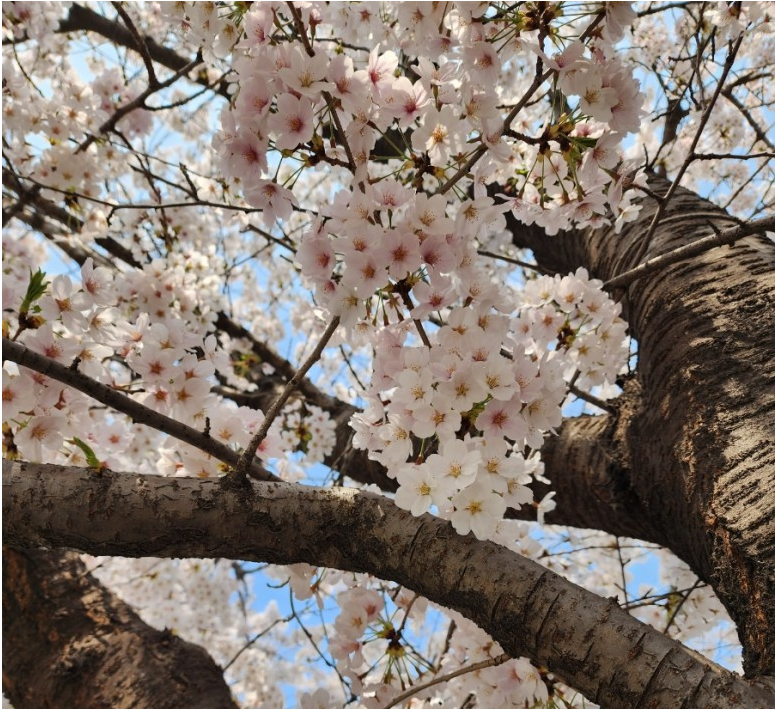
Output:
[1, 3, 770, 704]
[510, 177, 775, 677]
[3, 546, 239, 709]
[4, 460, 773, 709]
[4, 178, 772, 700]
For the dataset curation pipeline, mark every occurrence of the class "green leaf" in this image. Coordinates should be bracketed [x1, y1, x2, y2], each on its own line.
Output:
[70, 437, 106, 473]
[570, 136, 599, 149]
[19, 269, 49, 318]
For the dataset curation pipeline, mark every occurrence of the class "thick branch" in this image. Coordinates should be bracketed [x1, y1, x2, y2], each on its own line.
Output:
[530, 396, 669, 544]
[3, 461, 771, 709]
[58, 4, 230, 99]
[510, 175, 775, 676]
[3, 546, 239, 709]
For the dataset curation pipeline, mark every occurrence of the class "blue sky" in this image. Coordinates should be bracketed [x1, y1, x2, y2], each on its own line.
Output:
[15, 6, 750, 703]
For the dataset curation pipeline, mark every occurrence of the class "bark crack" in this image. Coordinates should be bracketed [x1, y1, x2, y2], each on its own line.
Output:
[634, 646, 677, 709]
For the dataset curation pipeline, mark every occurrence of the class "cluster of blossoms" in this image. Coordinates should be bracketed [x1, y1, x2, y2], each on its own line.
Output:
[1, 238, 287, 476]
[180, 0, 649, 244]
[1, 230, 343, 480]
[1, 1, 66, 41]
[167, 1, 637, 532]
[348, 266, 627, 541]
[342, 269, 628, 539]
[515, 267, 629, 391]
[3, 2, 761, 707]
[278, 398, 337, 464]
[2, 16, 156, 204]
[295, 187, 511, 329]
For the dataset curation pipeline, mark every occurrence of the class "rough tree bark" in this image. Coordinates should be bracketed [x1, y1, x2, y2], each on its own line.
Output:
[4, 460, 773, 709]
[2, 4, 773, 705]
[507, 177, 775, 678]
[3, 546, 239, 709]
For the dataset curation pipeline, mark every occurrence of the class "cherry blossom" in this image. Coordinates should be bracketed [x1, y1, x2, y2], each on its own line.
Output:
[394, 463, 441, 516]
[429, 439, 481, 493]
[269, 93, 315, 151]
[37, 275, 91, 332]
[411, 105, 470, 167]
[14, 414, 68, 461]
[2, 369, 36, 420]
[365, 46, 398, 99]
[450, 482, 507, 540]
[2, 2, 765, 706]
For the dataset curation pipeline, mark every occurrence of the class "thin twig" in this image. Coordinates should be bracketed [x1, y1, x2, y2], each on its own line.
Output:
[288, 590, 353, 698]
[2, 338, 276, 481]
[339, 344, 368, 391]
[568, 383, 614, 413]
[286, 2, 356, 172]
[143, 79, 224, 111]
[663, 578, 704, 634]
[722, 158, 770, 212]
[615, 537, 630, 606]
[637, 1, 693, 17]
[721, 88, 774, 150]
[398, 290, 432, 348]
[111, 1, 158, 86]
[77, 54, 203, 153]
[6, 169, 263, 216]
[691, 151, 774, 161]
[638, 34, 745, 248]
[223, 616, 292, 672]
[382, 653, 511, 709]
[603, 216, 773, 291]
[435, 620, 457, 672]
[477, 249, 550, 275]
[395, 592, 419, 640]
[619, 583, 707, 611]
[232, 317, 340, 480]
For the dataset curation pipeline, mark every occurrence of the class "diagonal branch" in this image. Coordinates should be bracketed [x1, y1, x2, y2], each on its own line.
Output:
[603, 216, 774, 290]
[2, 338, 276, 482]
[77, 53, 203, 153]
[57, 3, 231, 99]
[286, 2, 356, 173]
[233, 316, 340, 480]
[4, 461, 772, 709]
[110, 1, 158, 87]
[638, 34, 745, 248]
[721, 88, 774, 150]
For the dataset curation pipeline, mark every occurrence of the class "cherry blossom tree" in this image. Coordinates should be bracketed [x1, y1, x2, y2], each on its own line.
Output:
[2, 2, 773, 709]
